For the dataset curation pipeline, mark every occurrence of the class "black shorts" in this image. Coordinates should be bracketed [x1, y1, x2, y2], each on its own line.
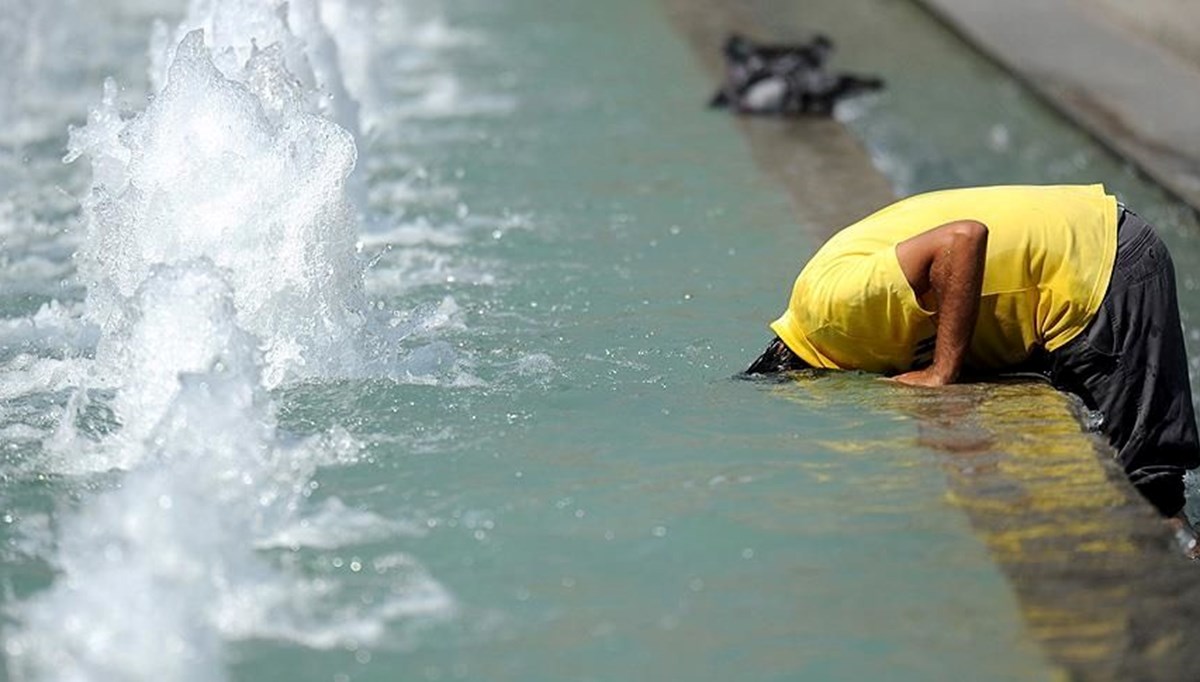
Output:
[1048, 207, 1200, 516]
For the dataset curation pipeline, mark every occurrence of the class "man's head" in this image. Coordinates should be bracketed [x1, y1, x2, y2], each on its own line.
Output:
[745, 336, 810, 375]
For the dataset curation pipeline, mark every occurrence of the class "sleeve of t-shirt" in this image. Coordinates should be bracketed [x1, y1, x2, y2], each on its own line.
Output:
[806, 247, 934, 372]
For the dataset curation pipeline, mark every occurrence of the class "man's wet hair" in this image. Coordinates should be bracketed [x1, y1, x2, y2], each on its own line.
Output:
[745, 336, 811, 375]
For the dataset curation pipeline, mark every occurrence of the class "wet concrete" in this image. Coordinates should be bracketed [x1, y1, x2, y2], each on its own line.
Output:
[661, 0, 1200, 677]
[900, 382, 1200, 680]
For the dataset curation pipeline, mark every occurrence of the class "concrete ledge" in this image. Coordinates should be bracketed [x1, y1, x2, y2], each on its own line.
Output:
[914, 0, 1200, 211]
[908, 381, 1200, 679]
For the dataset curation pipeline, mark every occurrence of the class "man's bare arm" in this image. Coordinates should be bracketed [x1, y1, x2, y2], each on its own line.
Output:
[891, 220, 989, 387]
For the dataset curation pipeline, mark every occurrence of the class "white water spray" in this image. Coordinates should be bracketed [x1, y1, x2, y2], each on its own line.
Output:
[8, 2, 455, 678]
[149, 0, 368, 207]
[10, 263, 452, 680]
[71, 29, 366, 390]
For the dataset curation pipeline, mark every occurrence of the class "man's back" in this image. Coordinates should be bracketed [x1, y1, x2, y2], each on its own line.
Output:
[771, 184, 1118, 372]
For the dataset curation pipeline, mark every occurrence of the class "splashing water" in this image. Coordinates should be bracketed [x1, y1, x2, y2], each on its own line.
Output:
[149, 0, 369, 208]
[10, 263, 452, 680]
[6, 2, 456, 678]
[70, 29, 367, 390]
[149, 0, 361, 142]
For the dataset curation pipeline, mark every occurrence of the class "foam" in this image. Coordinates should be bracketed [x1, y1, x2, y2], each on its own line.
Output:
[315, 0, 381, 128]
[9, 7, 460, 677]
[0, 301, 93, 361]
[0, 356, 90, 402]
[392, 73, 516, 121]
[358, 216, 468, 249]
[149, 0, 368, 210]
[71, 31, 367, 388]
[149, 0, 359, 138]
[256, 497, 427, 550]
[10, 263, 454, 677]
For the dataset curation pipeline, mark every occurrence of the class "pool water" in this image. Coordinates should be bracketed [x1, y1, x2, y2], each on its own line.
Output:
[1, 0, 1196, 680]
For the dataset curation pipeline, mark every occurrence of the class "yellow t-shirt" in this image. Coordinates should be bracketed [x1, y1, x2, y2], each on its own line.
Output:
[770, 184, 1118, 373]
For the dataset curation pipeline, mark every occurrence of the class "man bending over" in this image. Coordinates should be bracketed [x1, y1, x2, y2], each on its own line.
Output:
[748, 184, 1200, 538]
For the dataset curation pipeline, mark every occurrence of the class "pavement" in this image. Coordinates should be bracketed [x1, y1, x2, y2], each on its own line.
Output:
[915, 0, 1200, 211]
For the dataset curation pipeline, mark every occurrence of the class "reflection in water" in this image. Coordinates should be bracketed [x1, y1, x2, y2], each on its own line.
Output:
[884, 380, 1195, 679]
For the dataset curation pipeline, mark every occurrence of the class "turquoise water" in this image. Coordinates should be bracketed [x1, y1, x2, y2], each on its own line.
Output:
[1, 0, 1196, 679]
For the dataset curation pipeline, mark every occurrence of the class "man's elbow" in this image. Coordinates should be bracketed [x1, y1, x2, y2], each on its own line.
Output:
[950, 220, 988, 243]
[945, 220, 988, 257]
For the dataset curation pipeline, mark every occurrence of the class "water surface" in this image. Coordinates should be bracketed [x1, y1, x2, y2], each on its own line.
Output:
[2, 0, 1197, 680]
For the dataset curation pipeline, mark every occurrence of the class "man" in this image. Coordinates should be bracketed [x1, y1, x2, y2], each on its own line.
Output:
[748, 184, 1200, 535]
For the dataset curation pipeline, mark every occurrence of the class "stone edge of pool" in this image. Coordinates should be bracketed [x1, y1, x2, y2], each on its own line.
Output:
[659, 0, 1200, 677]
[912, 0, 1200, 213]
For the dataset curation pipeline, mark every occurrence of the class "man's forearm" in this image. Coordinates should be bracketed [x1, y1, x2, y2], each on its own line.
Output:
[926, 223, 988, 382]
[893, 220, 988, 387]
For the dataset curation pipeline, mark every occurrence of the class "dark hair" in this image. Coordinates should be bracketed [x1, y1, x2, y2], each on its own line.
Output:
[744, 336, 810, 374]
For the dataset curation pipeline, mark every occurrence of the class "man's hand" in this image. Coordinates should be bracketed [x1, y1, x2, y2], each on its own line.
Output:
[891, 366, 954, 387]
[894, 220, 989, 385]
